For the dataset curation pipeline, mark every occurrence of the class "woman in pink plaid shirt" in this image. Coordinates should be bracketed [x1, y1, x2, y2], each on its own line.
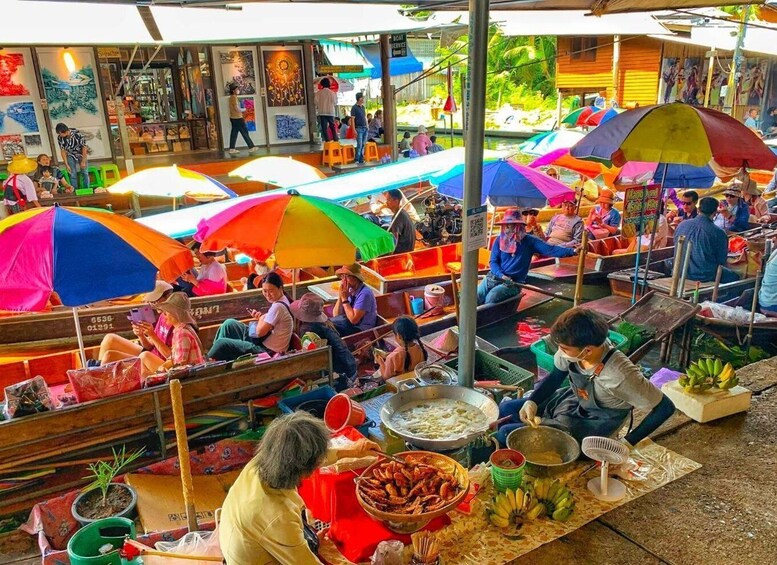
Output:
[140, 292, 204, 377]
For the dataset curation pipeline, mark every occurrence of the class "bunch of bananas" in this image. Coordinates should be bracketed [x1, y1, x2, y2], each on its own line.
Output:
[525, 477, 576, 522]
[486, 487, 545, 528]
[679, 358, 738, 393]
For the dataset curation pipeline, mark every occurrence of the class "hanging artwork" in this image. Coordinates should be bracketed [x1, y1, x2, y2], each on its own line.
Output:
[188, 65, 206, 118]
[738, 58, 767, 106]
[23, 134, 43, 153]
[40, 63, 99, 120]
[262, 49, 306, 107]
[0, 53, 30, 96]
[0, 101, 39, 133]
[0, 134, 24, 161]
[660, 58, 679, 104]
[240, 97, 256, 132]
[220, 50, 256, 95]
[80, 126, 108, 158]
[276, 115, 306, 140]
[680, 58, 701, 105]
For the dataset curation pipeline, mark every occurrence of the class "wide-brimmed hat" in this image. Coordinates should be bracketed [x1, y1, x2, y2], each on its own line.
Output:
[335, 263, 363, 280]
[155, 292, 197, 326]
[7, 154, 37, 175]
[144, 280, 173, 302]
[740, 177, 763, 196]
[418, 125, 428, 134]
[495, 208, 526, 225]
[290, 293, 328, 323]
[723, 187, 742, 198]
[597, 189, 615, 204]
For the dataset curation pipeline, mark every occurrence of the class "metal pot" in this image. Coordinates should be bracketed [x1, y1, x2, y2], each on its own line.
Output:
[506, 426, 580, 477]
[380, 385, 499, 451]
[414, 362, 457, 386]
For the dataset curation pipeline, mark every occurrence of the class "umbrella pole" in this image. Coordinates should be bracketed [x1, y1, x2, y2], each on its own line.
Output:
[292, 268, 298, 300]
[170, 379, 199, 532]
[573, 230, 589, 307]
[631, 186, 647, 304]
[639, 164, 668, 295]
[72, 307, 87, 368]
[173, 197, 177, 211]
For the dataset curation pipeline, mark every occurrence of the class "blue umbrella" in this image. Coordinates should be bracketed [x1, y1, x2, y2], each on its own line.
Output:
[617, 161, 716, 189]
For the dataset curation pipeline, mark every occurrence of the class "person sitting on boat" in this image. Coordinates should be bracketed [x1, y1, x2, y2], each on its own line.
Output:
[570, 173, 600, 205]
[478, 209, 576, 305]
[399, 131, 412, 157]
[139, 292, 204, 378]
[411, 125, 432, 156]
[674, 196, 740, 284]
[667, 190, 699, 228]
[291, 293, 357, 387]
[208, 272, 293, 361]
[243, 258, 272, 291]
[741, 177, 771, 223]
[220, 411, 379, 565]
[331, 264, 378, 336]
[545, 199, 584, 247]
[717, 187, 751, 233]
[545, 167, 559, 180]
[494, 308, 675, 447]
[95, 281, 176, 366]
[384, 188, 416, 254]
[377, 316, 429, 379]
[734, 239, 777, 317]
[176, 242, 228, 297]
[585, 189, 621, 239]
[521, 208, 545, 239]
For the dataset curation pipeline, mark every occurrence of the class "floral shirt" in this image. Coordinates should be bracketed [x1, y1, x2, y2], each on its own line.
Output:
[171, 324, 204, 366]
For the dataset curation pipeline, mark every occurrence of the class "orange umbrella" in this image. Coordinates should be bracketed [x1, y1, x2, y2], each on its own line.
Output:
[529, 148, 620, 187]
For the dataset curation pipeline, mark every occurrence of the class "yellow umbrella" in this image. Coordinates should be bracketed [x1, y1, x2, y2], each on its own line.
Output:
[230, 156, 326, 187]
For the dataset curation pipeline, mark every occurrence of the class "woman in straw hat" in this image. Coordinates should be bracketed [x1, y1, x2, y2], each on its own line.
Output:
[3, 154, 40, 215]
[741, 176, 771, 223]
[139, 292, 204, 377]
[585, 188, 621, 240]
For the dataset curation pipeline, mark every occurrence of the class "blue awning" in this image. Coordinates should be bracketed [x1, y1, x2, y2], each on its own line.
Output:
[359, 44, 423, 79]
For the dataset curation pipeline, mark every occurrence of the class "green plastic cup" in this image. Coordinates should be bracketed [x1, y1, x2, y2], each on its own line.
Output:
[490, 449, 526, 492]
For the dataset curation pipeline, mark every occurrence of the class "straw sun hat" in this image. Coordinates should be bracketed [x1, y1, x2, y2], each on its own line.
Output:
[155, 292, 197, 326]
[7, 154, 37, 175]
[335, 264, 364, 281]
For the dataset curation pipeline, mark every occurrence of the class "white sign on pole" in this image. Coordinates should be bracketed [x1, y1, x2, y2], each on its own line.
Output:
[466, 205, 488, 252]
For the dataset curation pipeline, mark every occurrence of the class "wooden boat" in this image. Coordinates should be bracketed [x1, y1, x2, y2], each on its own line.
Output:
[695, 297, 777, 346]
[535, 200, 624, 223]
[608, 267, 757, 301]
[528, 235, 676, 282]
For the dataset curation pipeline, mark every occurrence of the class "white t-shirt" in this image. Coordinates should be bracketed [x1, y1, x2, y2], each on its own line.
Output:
[553, 344, 662, 411]
[197, 260, 227, 283]
[262, 296, 293, 353]
[3, 174, 37, 206]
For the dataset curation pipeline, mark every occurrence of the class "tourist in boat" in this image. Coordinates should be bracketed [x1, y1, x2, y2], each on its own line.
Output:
[741, 177, 770, 223]
[718, 187, 751, 233]
[667, 190, 699, 228]
[521, 208, 545, 239]
[674, 196, 739, 284]
[495, 308, 675, 446]
[545, 167, 559, 180]
[220, 411, 378, 565]
[139, 292, 204, 377]
[399, 131, 412, 157]
[384, 188, 416, 254]
[570, 173, 600, 204]
[478, 209, 576, 305]
[243, 258, 272, 291]
[545, 200, 584, 247]
[3, 154, 40, 215]
[176, 242, 228, 297]
[585, 189, 621, 239]
[331, 264, 378, 336]
[412, 125, 432, 156]
[377, 316, 429, 379]
[291, 293, 357, 386]
[758, 244, 777, 315]
[96, 281, 176, 366]
[427, 135, 444, 154]
[208, 272, 293, 361]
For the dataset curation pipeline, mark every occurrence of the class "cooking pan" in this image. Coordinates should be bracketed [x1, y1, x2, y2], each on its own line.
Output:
[380, 385, 499, 450]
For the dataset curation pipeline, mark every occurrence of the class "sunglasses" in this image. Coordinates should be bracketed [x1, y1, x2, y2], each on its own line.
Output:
[682, 201, 694, 206]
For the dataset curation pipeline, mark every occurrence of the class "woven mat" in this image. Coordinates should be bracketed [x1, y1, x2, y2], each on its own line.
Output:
[319, 439, 701, 564]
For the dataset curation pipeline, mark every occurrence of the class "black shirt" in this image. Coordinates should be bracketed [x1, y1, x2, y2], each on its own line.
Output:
[390, 209, 416, 254]
[300, 321, 357, 379]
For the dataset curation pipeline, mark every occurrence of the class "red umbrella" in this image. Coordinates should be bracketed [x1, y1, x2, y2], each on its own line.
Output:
[443, 64, 457, 114]
[314, 76, 354, 93]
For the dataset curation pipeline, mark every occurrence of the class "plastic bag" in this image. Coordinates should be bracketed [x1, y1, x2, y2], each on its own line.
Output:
[698, 301, 766, 324]
[612, 457, 653, 482]
[149, 529, 222, 565]
[66, 357, 141, 402]
[371, 540, 404, 565]
[3, 375, 55, 419]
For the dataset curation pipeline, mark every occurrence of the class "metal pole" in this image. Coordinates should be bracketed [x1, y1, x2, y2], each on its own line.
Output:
[380, 35, 397, 162]
[631, 186, 647, 303]
[723, 6, 750, 115]
[555, 89, 563, 130]
[457, 0, 489, 390]
[703, 49, 716, 108]
[72, 308, 87, 368]
[640, 166, 668, 295]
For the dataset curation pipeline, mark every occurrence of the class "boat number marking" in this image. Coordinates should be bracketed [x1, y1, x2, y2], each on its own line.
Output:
[85, 314, 115, 333]
[193, 305, 220, 319]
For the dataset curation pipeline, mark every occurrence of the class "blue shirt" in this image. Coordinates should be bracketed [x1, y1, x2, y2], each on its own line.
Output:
[350, 104, 367, 128]
[759, 250, 777, 310]
[489, 234, 576, 283]
[673, 215, 728, 282]
[722, 198, 751, 232]
[348, 283, 377, 331]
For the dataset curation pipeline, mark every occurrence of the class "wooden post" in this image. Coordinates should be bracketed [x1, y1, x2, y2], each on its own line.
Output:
[703, 49, 716, 108]
[169, 379, 198, 532]
[573, 230, 589, 307]
[668, 235, 685, 298]
[611, 35, 621, 106]
[745, 270, 763, 352]
[711, 265, 724, 303]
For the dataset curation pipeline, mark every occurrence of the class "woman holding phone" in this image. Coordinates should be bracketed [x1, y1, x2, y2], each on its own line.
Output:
[139, 293, 205, 377]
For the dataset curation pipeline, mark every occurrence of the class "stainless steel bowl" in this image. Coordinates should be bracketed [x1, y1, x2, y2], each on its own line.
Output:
[414, 362, 457, 386]
[506, 426, 580, 477]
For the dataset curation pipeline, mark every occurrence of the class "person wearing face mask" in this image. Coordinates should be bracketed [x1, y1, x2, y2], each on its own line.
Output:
[477, 209, 577, 305]
[494, 308, 675, 447]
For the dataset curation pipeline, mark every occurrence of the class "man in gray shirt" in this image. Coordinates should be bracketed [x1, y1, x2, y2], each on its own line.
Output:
[384, 189, 416, 254]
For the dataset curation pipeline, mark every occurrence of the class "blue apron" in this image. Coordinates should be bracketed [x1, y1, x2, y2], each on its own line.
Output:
[539, 349, 631, 443]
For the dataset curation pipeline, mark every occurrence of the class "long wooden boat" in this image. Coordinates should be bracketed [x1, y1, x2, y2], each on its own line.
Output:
[528, 235, 676, 282]
[695, 297, 777, 346]
[608, 267, 757, 301]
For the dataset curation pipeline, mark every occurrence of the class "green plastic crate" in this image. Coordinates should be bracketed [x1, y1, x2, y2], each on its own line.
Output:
[445, 350, 534, 393]
[75, 188, 94, 196]
[530, 330, 628, 375]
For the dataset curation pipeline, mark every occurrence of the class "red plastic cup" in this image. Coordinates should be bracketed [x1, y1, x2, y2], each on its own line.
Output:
[324, 393, 366, 432]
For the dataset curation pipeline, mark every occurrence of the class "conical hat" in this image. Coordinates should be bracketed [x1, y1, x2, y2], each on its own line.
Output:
[430, 328, 459, 353]
[7, 154, 37, 175]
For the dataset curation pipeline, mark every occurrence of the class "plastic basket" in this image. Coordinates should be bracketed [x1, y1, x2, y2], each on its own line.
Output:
[445, 350, 534, 391]
[67, 517, 139, 565]
[489, 449, 526, 493]
[530, 331, 628, 375]
[75, 188, 94, 196]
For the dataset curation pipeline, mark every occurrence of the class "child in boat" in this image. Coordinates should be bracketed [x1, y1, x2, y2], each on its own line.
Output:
[377, 316, 429, 379]
[139, 293, 204, 377]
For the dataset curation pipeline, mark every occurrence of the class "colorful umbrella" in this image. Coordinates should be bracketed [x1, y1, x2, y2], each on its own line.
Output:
[108, 165, 237, 201]
[230, 156, 326, 187]
[561, 107, 594, 126]
[529, 148, 620, 187]
[314, 76, 354, 93]
[431, 159, 575, 208]
[585, 107, 623, 127]
[518, 130, 586, 157]
[195, 189, 395, 268]
[616, 161, 716, 189]
[570, 102, 777, 170]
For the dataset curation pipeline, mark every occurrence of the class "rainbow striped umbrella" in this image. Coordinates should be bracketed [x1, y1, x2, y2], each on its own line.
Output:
[108, 165, 236, 201]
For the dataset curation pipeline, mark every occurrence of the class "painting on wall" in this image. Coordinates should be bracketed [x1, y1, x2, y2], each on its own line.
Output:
[0, 101, 39, 133]
[220, 50, 256, 96]
[23, 134, 43, 154]
[679, 58, 701, 105]
[240, 97, 257, 132]
[660, 58, 679, 104]
[276, 114, 306, 140]
[0, 134, 24, 161]
[737, 58, 767, 106]
[40, 61, 99, 120]
[80, 126, 108, 158]
[0, 53, 31, 97]
[262, 49, 305, 108]
[188, 65, 206, 118]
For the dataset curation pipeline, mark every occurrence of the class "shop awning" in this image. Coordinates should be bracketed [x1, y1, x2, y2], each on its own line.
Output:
[320, 41, 374, 79]
[359, 44, 424, 79]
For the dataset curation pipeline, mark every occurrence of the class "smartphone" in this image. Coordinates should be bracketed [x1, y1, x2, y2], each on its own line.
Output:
[127, 305, 156, 325]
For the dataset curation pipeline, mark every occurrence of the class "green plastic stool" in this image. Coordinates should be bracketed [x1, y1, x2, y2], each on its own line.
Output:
[60, 168, 71, 185]
[67, 517, 141, 565]
[87, 166, 103, 188]
[0, 172, 7, 183]
[99, 164, 121, 187]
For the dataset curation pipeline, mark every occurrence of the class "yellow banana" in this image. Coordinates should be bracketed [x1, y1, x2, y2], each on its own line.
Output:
[505, 488, 517, 511]
[555, 496, 574, 510]
[526, 502, 545, 520]
[489, 512, 510, 528]
[513, 488, 524, 511]
[493, 495, 510, 519]
[546, 480, 560, 502]
[522, 490, 533, 514]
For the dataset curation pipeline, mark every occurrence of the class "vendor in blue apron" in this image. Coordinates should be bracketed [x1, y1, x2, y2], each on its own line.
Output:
[496, 308, 675, 447]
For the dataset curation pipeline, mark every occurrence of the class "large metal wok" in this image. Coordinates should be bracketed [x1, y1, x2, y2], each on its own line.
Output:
[380, 385, 500, 450]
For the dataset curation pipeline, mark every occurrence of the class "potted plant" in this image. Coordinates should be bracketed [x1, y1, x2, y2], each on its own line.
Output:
[71, 446, 144, 525]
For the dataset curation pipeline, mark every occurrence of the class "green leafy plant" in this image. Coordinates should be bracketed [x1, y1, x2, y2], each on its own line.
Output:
[82, 446, 144, 504]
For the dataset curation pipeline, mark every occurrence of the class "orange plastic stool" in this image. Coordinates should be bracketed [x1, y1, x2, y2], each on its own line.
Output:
[342, 144, 356, 164]
[322, 141, 345, 167]
[364, 141, 380, 163]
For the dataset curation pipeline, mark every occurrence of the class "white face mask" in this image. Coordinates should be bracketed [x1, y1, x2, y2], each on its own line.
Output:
[560, 348, 589, 363]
